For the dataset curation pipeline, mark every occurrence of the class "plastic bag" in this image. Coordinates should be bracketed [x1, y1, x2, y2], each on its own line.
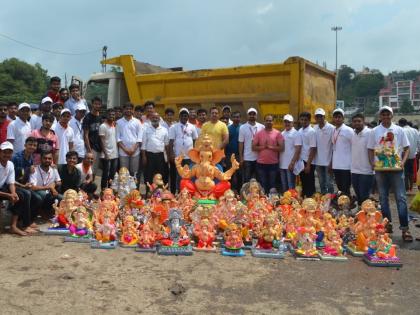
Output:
[409, 191, 420, 214]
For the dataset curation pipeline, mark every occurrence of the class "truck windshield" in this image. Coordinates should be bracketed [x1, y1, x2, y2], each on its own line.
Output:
[85, 80, 108, 109]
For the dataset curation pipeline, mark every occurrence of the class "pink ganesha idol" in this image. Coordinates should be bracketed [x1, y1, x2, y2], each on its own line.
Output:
[175, 134, 240, 199]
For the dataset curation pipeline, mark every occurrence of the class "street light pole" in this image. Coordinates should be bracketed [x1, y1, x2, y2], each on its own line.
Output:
[331, 26, 342, 102]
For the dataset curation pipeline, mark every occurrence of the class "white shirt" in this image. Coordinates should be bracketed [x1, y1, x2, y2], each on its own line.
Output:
[402, 126, 419, 159]
[332, 124, 353, 170]
[7, 117, 32, 153]
[30, 115, 58, 131]
[169, 122, 198, 158]
[76, 163, 93, 182]
[0, 161, 15, 187]
[238, 122, 265, 161]
[279, 128, 302, 169]
[314, 122, 334, 166]
[64, 97, 89, 116]
[298, 126, 316, 163]
[367, 123, 410, 158]
[99, 122, 118, 159]
[142, 124, 169, 153]
[116, 117, 143, 157]
[30, 165, 61, 187]
[53, 123, 75, 164]
[69, 117, 85, 158]
[351, 127, 373, 175]
[161, 120, 176, 131]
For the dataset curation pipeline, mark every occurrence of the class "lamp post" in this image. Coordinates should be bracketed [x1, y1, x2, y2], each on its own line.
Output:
[331, 26, 342, 101]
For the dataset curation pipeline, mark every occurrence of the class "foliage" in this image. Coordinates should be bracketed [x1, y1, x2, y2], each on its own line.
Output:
[399, 99, 415, 114]
[0, 58, 49, 103]
[364, 101, 379, 115]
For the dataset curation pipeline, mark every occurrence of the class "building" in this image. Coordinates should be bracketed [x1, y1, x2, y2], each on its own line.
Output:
[379, 78, 420, 110]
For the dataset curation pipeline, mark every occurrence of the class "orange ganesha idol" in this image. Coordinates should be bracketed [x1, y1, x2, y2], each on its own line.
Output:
[176, 134, 239, 199]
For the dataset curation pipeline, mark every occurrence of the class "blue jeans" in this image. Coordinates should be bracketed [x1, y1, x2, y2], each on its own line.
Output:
[279, 169, 296, 193]
[243, 161, 257, 183]
[351, 173, 374, 205]
[375, 171, 409, 231]
[256, 163, 278, 193]
[316, 166, 334, 194]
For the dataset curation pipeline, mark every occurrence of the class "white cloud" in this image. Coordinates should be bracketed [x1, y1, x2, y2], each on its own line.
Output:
[257, 2, 273, 15]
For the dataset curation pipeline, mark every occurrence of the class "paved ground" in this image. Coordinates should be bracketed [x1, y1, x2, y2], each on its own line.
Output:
[0, 216, 420, 315]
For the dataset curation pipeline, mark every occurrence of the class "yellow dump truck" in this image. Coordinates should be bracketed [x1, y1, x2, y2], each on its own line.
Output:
[84, 55, 335, 127]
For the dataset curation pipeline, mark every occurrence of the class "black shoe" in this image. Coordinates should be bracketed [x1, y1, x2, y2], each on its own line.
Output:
[385, 223, 393, 234]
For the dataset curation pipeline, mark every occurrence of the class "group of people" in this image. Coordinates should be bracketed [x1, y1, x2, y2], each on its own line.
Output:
[0, 76, 418, 241]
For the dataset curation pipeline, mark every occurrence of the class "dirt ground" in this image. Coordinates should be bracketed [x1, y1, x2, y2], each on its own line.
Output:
[1, 193, 420, 315]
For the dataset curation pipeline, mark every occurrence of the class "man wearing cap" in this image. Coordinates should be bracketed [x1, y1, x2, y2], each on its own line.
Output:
[367, 106, 413, 241]
[64, 83, 88, 116]
[279, 114, 303, 192]
[30, 96, 53, 130]
[222, 105, 233, 125]
[252, 114, 284, 193]
[298, 112, 317, 197]
[313, 108, 335, 194]
[53, 109, 74, 165]
[168, 108, 198, 192]
[70, 103, 87, 162]
[201, 107, 229, 150]
[142, 112, 170, 187]
[239, 107, 265, 183]
[331, 108, 353, 196]
[0, 141, 34, 236]
[0, 102, 10, 143]
[7, 103, 32, 153]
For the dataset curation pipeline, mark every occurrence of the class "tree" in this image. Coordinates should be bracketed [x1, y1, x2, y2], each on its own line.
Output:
[337, 65, 355, 93]
[399, 99, 414, 114]
[0, 58, 49, 103]
[364, 101, 379, 115]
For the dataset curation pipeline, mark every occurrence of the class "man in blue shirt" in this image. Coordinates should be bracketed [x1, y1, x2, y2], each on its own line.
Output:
[225, 111, 242, 193]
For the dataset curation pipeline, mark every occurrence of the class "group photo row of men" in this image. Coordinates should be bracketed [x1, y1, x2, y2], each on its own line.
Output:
[0, 76, 418, 242]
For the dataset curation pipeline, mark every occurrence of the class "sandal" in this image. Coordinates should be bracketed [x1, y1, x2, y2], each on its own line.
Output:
[402, 231, 413, 242]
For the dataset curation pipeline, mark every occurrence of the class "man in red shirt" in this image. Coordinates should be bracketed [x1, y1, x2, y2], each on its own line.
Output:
[0, 102, 10, 143]
[252, 114, 284, 193]
[45, 77, 61, 103]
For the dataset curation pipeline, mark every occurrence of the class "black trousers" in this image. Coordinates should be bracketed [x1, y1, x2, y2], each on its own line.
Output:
[243, 160, 257, 183]
[300, 162, 315, 197]
[226, 156, 243, 193]
[101, 158, 118, 190]
[145, 152, 168, 187]
[333, 169, 351, 196]
[169, 161, 177, 194]
[0, 185, 32, 228]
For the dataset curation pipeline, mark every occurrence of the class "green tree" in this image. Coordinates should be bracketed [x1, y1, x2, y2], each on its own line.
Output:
[352, 73, 385, 97]
[399, 99, 414, 114]
[364, 101, 379, 115]
[0, 58, 49, 103]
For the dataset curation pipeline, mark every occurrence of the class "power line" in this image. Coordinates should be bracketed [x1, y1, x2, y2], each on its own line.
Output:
[0, 32, 101, 56]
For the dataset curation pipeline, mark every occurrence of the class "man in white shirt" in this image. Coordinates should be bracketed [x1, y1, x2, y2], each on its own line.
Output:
[162, 107, 177, 193]
[367, 106, 412, 241]
[64, 83, 89, 116]
[313, 108, 335, 194]
[69, 103, 87, 162]
[99, 109, 119, 190]
[76, 152, 97, 197]
[142, 112, 170, 187]
[398, 118, 418, 192]
[30, 151, 62, 219]
[30, 96, 53, 130]
[351, 113, 374, 206]
[7, 103, 32, 153]
[298, 112, 317, 197]
[168, 108, 198, 192]
[0, 141, 33, 236]
[238, 108, 264, 183]
[331, 108, 353, 196]
[116, 102, 143, 176]
[279, 114, 302, 192]
[53, 109, 74, 165]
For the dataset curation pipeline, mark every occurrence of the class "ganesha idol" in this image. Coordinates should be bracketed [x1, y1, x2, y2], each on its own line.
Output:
[176, 134, 240, 199]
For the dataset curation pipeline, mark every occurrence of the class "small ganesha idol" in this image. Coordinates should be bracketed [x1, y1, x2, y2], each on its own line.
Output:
[158, 209, 192, 256]
[319, 230, 348, 261]
[221, 223, 245, 257]
[374, 131, 402, 171]
[193, 218, 216, 252]
[363, 224, 402, 267]
[65, 206, 93, 243]
[119, 215, 139, 247]
[91, 211, 117, 249]
[294, 227, 319, 260]
[136, 222, 158, 253]
[252, 214, 286, 259]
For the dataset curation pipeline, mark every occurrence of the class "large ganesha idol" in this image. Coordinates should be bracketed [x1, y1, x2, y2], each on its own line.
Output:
[176, 134, 240, 199]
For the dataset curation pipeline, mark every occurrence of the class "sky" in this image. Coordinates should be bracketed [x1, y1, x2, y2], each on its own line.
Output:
[1, 0, 419, 81]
